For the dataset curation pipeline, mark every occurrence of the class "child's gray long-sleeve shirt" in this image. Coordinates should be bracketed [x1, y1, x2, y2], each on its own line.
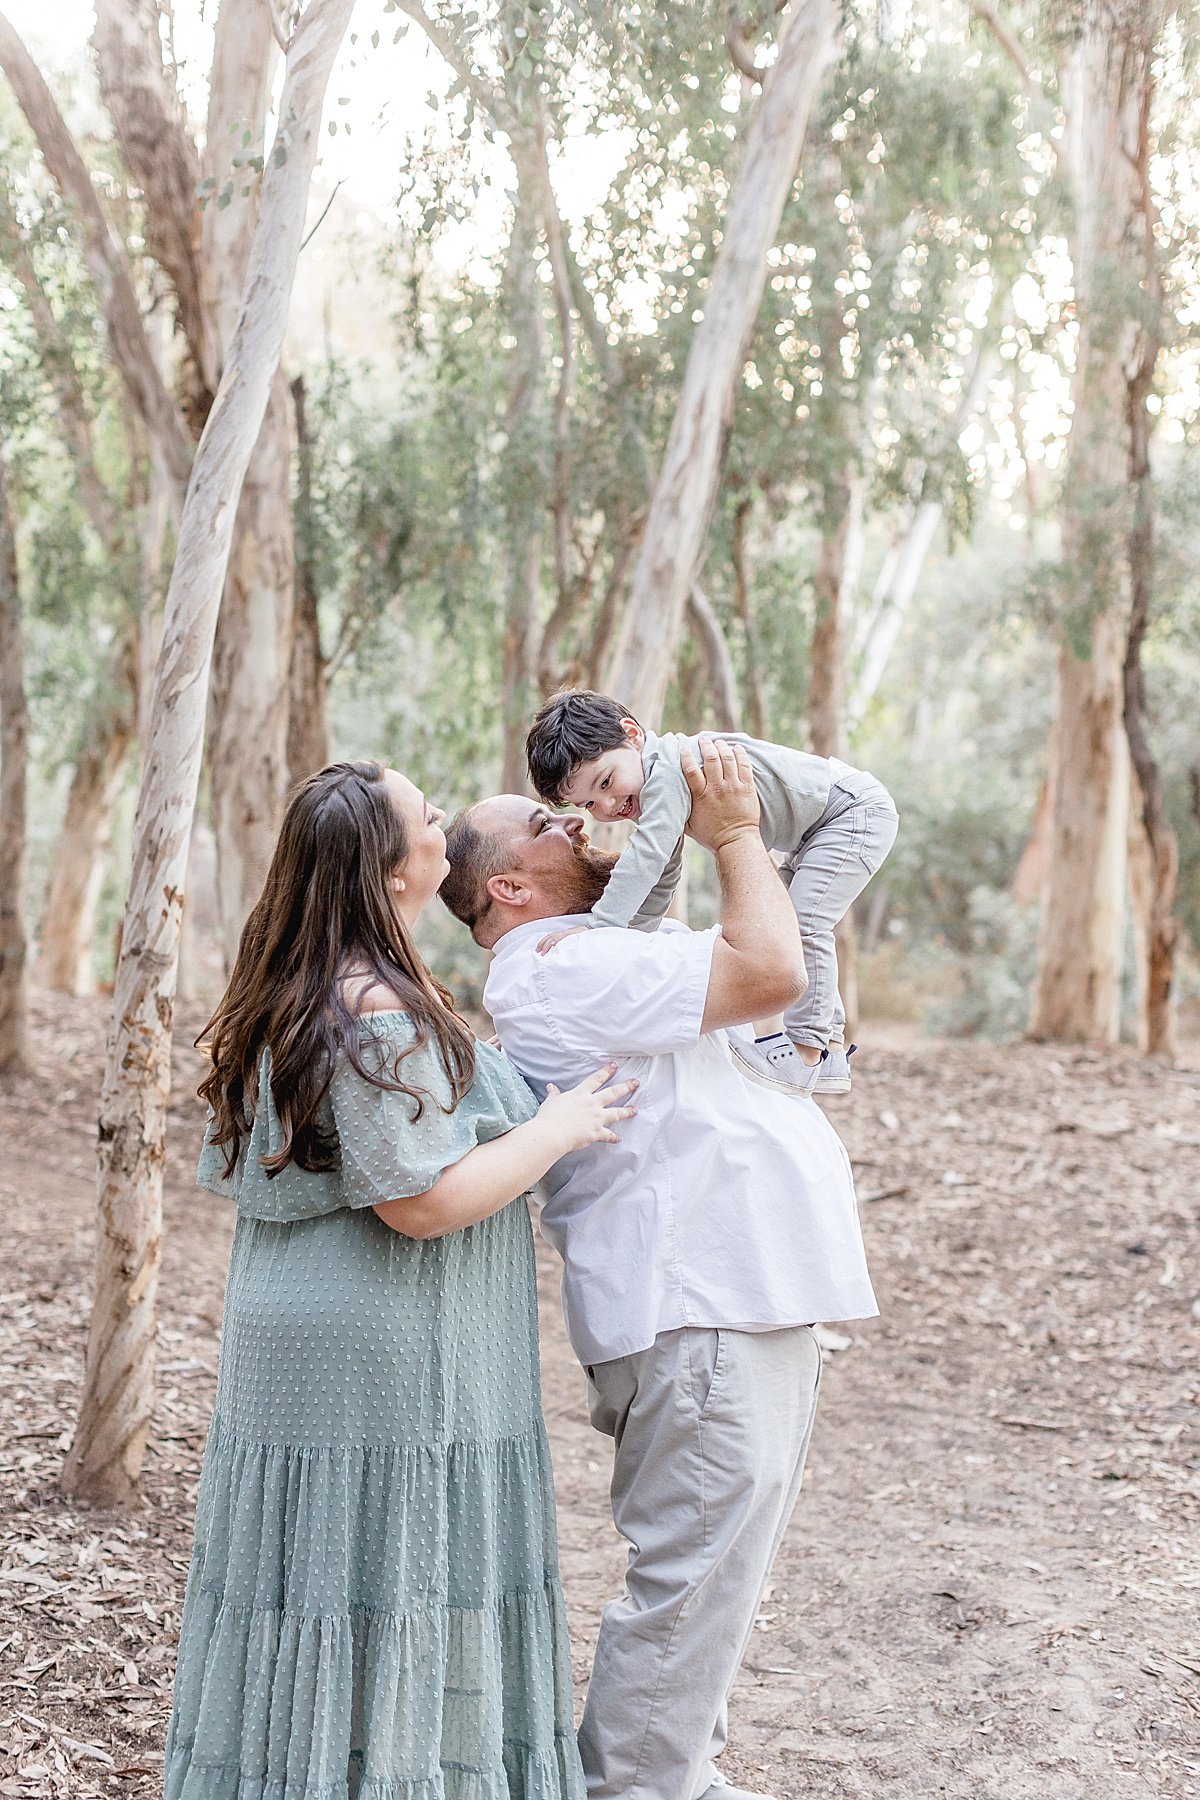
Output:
[591, 728, 839, 930]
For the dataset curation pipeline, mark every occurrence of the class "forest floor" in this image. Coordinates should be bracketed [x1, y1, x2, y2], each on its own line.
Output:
[0, 994, 1197, 1800]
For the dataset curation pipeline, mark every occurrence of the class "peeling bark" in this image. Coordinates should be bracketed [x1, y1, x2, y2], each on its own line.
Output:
[62, 0, 356, 1507]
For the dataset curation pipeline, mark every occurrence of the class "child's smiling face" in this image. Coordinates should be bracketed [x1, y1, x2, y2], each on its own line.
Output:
[560, 720, 647, 822]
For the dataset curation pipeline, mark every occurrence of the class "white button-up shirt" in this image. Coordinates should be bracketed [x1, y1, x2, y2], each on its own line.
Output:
[483, 915, 878, 1366]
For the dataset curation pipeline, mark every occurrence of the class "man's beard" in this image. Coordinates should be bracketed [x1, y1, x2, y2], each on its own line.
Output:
[543, 837, 617, 916]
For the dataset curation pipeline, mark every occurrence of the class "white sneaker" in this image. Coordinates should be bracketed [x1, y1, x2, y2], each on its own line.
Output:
[814, 1041, 856, 1095]
[730, 1032, 825, 1096]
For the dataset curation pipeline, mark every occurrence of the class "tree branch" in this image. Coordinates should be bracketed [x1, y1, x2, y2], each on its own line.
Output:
[91, 0, 207, 384]
[392, 0, 521, 136]
[0, 182, 123, 558]
[0, 11, 192, 495]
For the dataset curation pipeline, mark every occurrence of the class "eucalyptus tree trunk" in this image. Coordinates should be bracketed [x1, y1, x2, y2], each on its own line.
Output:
[498, 188, 546, 794]
[606, 0, 839, 721]
[36, 645, 136, 994]
[1122, 184, 1175, 1056]
[809, 475, 865, 1038]
[0, 457, 28, 1075]
[687, 586, 742, 731]
[202, 0, 294, 951]
[847, 331, 995, 732]
[62, 0, 356, 1507]
[809, 474, 865, 759]
[287, 374, 329, 784]
[93, 0, 295, 958]
[0, 10, 191, 502]
[1029, 5, 1157, 1043]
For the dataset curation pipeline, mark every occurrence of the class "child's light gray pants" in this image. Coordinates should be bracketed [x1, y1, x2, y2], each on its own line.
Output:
[577, 1325, 822, 1800]
[781, 761, 899, 1049]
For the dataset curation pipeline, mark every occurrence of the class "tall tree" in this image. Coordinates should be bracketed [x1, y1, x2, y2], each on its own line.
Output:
[62, 0, 357, 1507]
[1028, 0, 1165, 1042]
[93, 0, 296, 961]
[606, 0, 840, 720]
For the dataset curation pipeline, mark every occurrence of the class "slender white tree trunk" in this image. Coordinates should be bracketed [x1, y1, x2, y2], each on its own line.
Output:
[201, 0, 296, 952]
[208, 369, 296, 954]
[0, 456, 29, 1075]
[62, 0, 357, 1506]
[606, 0, 840, 721]
[498, 188, 545, 794]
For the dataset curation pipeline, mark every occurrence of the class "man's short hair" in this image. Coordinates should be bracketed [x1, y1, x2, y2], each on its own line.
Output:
[526, 690, 637, 806]
[441, 807, 511, 940]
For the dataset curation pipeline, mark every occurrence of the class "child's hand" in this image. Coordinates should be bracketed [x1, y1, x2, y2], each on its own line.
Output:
[536, 925, 590, 955]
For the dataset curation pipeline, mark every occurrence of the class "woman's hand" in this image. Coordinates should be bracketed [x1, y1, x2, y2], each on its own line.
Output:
[538, 1064, 639, 1155]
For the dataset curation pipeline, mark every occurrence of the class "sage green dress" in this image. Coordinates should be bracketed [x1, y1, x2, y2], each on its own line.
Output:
[164, 1014, 585, 1800]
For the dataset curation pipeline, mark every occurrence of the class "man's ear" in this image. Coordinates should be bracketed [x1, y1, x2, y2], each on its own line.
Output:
[486, 872, 532, 910]
[620, 716, 645, 749]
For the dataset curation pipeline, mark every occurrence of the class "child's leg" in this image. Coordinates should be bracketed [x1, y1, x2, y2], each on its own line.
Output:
[782, 794, 899, 1051]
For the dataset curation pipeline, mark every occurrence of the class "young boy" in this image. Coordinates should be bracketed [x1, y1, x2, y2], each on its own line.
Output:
[525, 690, 898, 1096]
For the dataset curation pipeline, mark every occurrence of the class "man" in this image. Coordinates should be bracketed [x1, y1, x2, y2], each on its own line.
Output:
[441, 739, 877, 1800]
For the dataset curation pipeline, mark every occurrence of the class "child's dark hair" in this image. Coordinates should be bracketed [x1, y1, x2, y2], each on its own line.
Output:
[526, 690, 639, 805]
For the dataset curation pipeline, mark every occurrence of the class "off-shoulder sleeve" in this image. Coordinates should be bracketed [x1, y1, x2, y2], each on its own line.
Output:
[329, 1024, 531, 1210]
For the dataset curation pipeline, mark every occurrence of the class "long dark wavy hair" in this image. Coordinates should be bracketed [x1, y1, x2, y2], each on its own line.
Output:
[198, 760, 475, 1179]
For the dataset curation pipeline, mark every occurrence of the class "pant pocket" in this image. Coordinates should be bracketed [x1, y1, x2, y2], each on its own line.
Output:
[695, 1330, 728, 1423]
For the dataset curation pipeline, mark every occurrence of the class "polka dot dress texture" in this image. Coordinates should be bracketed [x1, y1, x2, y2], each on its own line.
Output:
[164, 1015, 585, 1800]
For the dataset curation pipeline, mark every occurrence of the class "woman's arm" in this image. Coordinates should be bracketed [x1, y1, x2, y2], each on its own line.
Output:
[373, 1066, 637, 1240]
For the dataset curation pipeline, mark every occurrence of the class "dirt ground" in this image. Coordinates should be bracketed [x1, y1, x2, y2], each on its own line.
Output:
[1, 993, 1197, 1800]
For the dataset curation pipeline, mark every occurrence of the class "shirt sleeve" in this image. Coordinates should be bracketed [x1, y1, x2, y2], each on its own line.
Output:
[542, 921, 719, 1059]
[589, 752, 691, 929]
[329, 1035, 482, 1209]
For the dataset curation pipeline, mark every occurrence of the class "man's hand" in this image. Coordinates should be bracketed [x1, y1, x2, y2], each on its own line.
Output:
[681, 736, 760, 853]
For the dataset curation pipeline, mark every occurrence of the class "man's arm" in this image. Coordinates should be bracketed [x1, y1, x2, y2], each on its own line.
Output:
[683, 738, 808, 1033]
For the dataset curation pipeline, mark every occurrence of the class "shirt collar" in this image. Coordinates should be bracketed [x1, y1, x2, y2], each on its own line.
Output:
[490, 914, 588, 958]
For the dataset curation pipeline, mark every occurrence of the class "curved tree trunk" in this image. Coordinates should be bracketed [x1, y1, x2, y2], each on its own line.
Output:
[0, 456, 28, 1075]
[605, 0, 839, 722]
[62, 0, 356, 1507]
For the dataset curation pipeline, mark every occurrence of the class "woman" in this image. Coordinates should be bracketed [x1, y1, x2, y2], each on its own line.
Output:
[164, 760, 636, 1800]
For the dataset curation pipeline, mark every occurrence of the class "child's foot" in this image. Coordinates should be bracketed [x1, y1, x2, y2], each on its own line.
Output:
[731, 1032, 826, 1096]
[814, 1042, 856, 1094]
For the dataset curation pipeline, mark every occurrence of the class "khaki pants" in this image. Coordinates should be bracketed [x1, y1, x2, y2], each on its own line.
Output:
[578, 1326, 822, 1800]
